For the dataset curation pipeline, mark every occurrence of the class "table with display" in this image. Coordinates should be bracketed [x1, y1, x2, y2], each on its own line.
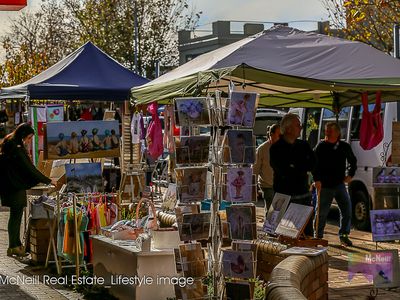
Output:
[91, 235, 177, 300]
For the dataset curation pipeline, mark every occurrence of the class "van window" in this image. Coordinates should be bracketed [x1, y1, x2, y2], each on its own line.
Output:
[303, 108, 321, 149]
[350, 104, 385, 140]
[253, 115, 283, 147]
[253, 116, 282, 136]
[320, 107, 350, 140]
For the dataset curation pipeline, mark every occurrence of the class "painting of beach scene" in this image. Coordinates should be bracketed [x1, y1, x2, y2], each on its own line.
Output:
[45, 120, 120, 159]
[65, 163, 103, 193]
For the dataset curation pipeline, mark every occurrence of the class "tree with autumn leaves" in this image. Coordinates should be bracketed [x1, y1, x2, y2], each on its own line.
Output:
[322, 0, 400, 54]
[0, 0, 201, 88]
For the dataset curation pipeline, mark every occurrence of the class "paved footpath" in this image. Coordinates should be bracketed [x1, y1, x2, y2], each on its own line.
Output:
[256, 206, 400, 299]
[1, 202, 400, 300]
[0, 207, 83, 300]
[323, 224, 400, 299]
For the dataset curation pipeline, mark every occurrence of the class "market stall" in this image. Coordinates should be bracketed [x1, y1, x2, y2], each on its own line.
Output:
[129, 25, 400, 299]
[0, 41, 149, 279]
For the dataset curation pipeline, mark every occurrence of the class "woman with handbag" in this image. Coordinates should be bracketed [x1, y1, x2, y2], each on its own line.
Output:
[0, 123, 56, 257]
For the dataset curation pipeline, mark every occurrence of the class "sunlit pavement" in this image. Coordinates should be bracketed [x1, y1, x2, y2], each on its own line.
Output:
[0, 207, 83, 300]
[256, 204, 400, 299]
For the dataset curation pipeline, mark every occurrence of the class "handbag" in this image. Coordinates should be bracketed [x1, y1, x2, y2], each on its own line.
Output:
[359, 91, 384, 150]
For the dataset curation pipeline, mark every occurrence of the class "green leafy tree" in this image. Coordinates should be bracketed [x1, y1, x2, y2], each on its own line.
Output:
[322, 0, 400, 54]
[0, 0, 201, 87]
[0, 0, 77, 87]
[64, 0, 201, 78]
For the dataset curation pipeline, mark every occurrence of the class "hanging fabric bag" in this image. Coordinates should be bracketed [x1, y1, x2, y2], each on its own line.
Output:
[359, 91, 384, 150]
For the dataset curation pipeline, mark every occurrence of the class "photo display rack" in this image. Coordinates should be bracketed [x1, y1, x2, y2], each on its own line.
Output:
[173, 90, 259, 299]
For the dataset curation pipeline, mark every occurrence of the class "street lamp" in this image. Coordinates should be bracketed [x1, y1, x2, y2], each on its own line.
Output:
[394, 24, 400, 59]
[134, 0, 138, 74]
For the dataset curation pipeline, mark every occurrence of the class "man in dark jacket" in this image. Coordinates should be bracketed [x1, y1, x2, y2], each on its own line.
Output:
[312, 122, 357, 246]
[270, 113, 316, 235]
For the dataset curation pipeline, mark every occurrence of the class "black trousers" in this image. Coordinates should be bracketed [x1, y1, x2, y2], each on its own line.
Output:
[8, 204, 24, 248]
[2, 190, 27, 249]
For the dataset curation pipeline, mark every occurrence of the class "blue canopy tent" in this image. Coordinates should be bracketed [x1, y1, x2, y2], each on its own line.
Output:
[0, 41, 148, 101]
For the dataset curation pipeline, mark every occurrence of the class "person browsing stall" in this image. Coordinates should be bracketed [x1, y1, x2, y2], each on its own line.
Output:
[253, 124, 280, 211]
[269, 113, 316, 235]
[312, 122, 357, 246]
[0, 123, 56, 257]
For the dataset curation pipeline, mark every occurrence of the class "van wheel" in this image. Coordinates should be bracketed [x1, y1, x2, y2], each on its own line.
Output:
[352, 191, 371, 231]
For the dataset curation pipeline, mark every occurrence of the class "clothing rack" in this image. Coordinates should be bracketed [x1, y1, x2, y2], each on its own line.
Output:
[45, 191, 118, 278]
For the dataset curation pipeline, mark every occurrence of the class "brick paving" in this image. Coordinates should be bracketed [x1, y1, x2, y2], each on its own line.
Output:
[1, 200, 400, 299]
[0, 207, 83, 300]
[256, 206, 400, 299]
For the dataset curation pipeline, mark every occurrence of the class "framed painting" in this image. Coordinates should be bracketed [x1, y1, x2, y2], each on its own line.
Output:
[372, 250, 400, 288]
[263, 193, 291, 235]
[65, 163, 103, 193]
[225, 130, 255, 164]
[178, 242, 206, 278]
[226, 167, 252, 203]
[175, 167, 207, 203]
[46, 104, 64, 123]
[275, 203, 314, 239]
[370, 209, 400, 242]
[179, 212, 211, 241]
[222, 250, 255, 279]
[227, 91, 258, 127]
[45, 120, 120, 159]
[175, 97, 210, 126]
[226, 204, 256, 240]
[175, 136, 210, 165]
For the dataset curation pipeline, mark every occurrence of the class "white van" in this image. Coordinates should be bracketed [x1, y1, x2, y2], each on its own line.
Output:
[253, 108, 286, 146]
[291, 102, 400, 230]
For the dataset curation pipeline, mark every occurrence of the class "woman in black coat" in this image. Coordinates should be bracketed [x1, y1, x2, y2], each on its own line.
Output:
[0, 123, 54, 257]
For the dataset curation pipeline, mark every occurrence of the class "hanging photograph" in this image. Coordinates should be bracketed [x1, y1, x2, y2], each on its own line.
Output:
[175, 204, 200, 224]
[231, 240, 258, 258]
[372, 250, 400, 289]
[225, 129, 255, 164]
[178, 242, 206, 278]
[275, 203, 314, 239]
[46, 104, 64, 123]
[175, 97, 210, 126]
[222, 250, 255, 279]
[175, 136, 210, 165]
[226, 204, 256, 240]
[65, 163, 103, 193]
[226, 167, 253, 202]
[45, 120, 120, 159]
[227, 91, 258, 127]
[178, 279, 207, 300]
[263, 193, 291, 235]
[373, 167, 400, 187]
[370, 209, 400, 242]
[179, 212, 211, 241]
[175, 167, 207, 203]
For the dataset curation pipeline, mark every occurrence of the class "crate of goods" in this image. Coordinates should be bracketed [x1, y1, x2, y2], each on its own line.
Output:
[29, 219, 56, 263]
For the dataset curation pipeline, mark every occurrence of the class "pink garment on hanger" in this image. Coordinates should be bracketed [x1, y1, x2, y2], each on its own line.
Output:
[146, 102, 163, 159]
[359, 91, 384, 150]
